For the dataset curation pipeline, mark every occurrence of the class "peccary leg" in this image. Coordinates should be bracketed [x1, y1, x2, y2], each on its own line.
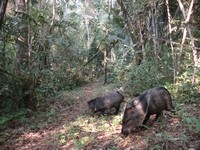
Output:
[114, 106, 120, 115]
[139, 114, 151, 130]
[99, 109, 106, 115]
[155, 113, 163, 122]
[155, 113, 161, 121]
[142, 114, 150, 125]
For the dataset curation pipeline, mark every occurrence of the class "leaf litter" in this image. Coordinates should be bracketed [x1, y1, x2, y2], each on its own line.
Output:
[1, 81, 200, 150]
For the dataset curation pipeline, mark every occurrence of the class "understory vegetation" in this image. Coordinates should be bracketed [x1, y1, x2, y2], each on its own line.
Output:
[0, 0, 199, 149]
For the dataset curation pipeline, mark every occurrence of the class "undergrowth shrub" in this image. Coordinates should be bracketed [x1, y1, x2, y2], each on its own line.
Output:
[112, 59, 173, 95]
[174, 103, 200, 134]
[174, 69, 200, 104]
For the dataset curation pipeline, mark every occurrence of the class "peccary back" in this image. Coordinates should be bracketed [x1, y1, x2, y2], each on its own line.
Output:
[121, 87, 173, 136]
[87, 91, 124, 115]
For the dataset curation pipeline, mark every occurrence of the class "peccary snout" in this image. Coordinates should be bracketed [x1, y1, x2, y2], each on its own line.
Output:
[87, 91, 124, 115]
[121, 87, 173, 136]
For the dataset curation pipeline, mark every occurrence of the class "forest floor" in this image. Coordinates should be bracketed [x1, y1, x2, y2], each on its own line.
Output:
[1, 80, 200, 150]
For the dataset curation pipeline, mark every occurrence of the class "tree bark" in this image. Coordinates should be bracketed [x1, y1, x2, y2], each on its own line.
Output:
[15, 0, 29, 74]
[104, 43, 108, 84]
[177, 0, 199, 84]
[14, 0, 37, 111]
[139, 23, 146, 61]
[165, 0, 176, 83]
[0, 0, 8, 29]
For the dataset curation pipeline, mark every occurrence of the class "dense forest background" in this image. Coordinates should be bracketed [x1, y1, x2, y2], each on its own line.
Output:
[0, 0, 199, 149]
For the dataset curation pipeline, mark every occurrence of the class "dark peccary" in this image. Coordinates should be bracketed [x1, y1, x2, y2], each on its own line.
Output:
[87, 91, 124, 115]
[121, 87, 173, 136]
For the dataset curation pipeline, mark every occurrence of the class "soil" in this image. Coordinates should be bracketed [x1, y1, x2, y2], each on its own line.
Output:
[0, 81, 200, 150]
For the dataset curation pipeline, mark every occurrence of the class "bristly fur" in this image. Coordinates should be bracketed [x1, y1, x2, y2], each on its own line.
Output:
[121, 87, 173, 136]
[87, 91, 124, 115]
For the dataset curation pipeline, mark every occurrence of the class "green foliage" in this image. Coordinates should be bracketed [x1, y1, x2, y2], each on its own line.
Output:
[174, 103, 200, 134]
[148, 131, 189, 150]
[111, 115, 121, 127]
[176, 83, 199, 103]
[58, 133, 67, 145]
[167, 68, 200, 104]
[74, 136, 89, 150]
[0, 109, 27, 125]
[69, 127, 80, 138]
[195, 118, 200, 134]
[0, 72, 39, 113]
[183, 117, 200, 134]
[48, 108, 56, 117]
[111, 57, 173, 95]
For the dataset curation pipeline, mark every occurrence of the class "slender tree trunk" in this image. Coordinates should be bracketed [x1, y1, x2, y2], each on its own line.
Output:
[104, 43, 108, 84]
[148, 1, 163, 61]
[51, 0, 56, 27]
[152, 1, 158, 61]
[117, 0, 143, 65]
[27, 0, 36, 111]
[139, 24, 146, 61]
[165, 0, 176, 83]
[176, 0, 188, 77]
[85, 17, 90, 48]
[177, 0, 198, 84]
[1, 27, 8, 68]
[0, 0, 8, 29]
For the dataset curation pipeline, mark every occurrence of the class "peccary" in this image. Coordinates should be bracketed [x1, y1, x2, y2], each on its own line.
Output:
[87, 91, 124, 115]
[121, 87, 173, 136]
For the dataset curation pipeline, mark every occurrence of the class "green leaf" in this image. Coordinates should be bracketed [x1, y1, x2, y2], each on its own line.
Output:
[49, 108, 56, 116]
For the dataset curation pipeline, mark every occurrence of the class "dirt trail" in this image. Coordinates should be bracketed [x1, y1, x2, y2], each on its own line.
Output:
[63, 82, 95, 121]
[1, 81, 106, 150]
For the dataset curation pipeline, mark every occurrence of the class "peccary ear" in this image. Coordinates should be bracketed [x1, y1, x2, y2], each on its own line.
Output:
[87, 100, 92, 105]
[126, 105, 131, 110]
[87, 99, 95, 106]
[126, 105, 136, 114]
[117, 87, 124, 93]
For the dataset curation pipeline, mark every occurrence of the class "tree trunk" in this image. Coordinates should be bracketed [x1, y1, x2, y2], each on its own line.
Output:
[177, 0, 199, 84]
[165, 0, 176, 83]
[0, 0, 8, 29]
[15, 0, 29, 73]
[1, 26, 8, 68]
[104, 43, 108, 84]
[15, 0, 36, 111]
[117, 0, 143, 65]
[139, 23, 146, 61]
